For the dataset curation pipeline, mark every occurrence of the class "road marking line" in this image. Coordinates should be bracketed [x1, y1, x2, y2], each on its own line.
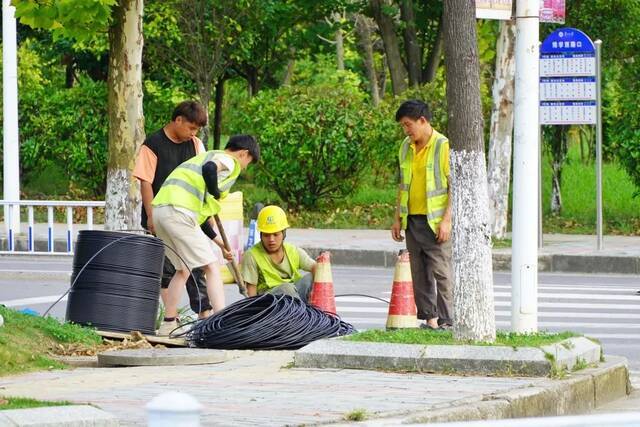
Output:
[493, 292, 640, 301]
[0, 295, 67, 307]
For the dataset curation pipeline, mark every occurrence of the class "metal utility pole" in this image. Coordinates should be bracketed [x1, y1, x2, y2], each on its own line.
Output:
[3, 0, 21, 233]
[511, 0, 539, 332]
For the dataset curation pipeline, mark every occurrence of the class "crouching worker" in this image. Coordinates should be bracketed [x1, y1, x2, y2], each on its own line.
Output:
[241, 205, 317, 302]
[152, 135, 260, 334]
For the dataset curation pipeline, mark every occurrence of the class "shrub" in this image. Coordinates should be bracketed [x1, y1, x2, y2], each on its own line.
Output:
[227, 84, 381, 209]
[19, 79, 109, 197]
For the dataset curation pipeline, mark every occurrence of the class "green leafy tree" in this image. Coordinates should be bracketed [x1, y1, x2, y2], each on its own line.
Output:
[12, 0, 144, 230]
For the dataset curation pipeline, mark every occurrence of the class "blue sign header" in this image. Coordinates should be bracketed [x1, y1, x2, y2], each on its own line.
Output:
[541, 28, 595, 54]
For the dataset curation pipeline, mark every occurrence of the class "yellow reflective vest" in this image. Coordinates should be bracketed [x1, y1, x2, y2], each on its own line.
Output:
[152, 150, 241, 224]
[248, 242, 302, 293]
[397, 132, 449, 232]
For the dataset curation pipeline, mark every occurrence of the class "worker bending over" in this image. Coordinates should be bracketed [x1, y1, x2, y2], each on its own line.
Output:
[241, 206, 317, 302]
[152, 135, 260, 334]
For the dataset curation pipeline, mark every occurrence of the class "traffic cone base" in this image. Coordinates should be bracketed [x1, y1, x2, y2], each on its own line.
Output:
[309, 252, 337, 315]
[386, 250, 418, 329]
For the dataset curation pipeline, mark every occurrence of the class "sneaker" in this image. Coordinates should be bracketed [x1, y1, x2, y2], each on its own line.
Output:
[156, 320, 190, 337]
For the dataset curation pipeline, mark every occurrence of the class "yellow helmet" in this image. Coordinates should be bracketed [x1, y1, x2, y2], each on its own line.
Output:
[257, 205, 290, 233]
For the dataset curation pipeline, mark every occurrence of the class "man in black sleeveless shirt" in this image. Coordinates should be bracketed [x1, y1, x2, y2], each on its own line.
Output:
[133, 101, 212, 324]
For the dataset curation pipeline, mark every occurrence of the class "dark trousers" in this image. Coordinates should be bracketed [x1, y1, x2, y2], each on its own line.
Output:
[161, 256, 212, 314]
[405, 215, 453, 324]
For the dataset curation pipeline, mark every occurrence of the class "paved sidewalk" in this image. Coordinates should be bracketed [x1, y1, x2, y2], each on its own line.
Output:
[0, 351, 625, 426]
[2, 223, 640, 273]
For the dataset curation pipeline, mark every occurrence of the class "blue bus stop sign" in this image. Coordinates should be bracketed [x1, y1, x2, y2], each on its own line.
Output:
[541, 28, 595, 54]
[540, 28, 597, 125]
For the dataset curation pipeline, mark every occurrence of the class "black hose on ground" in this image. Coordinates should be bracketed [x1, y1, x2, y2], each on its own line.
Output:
[185, 293, 355, 350]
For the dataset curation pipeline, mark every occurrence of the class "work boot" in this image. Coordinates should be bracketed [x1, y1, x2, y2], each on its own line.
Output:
[156, 319, 189, 337]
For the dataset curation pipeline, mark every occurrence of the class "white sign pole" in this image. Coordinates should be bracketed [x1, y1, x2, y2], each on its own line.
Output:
[2, 0, 21, 234]
[595, 40, 603, 250]
[511, 0, 539, 333]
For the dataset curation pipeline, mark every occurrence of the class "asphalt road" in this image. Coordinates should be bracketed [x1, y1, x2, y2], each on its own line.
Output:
[1, 256, 639, 370]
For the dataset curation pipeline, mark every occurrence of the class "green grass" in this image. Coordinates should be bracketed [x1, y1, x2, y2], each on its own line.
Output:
[345, 329, 579, 348]
[0, 396, 73, 411]
[344, 408, 368, 421]
[540, 143, 640, 235]
[0, 306, 102, 376]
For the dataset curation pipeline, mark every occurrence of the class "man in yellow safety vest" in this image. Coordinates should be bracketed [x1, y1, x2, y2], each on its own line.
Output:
[391, 100, 453, 331]
[152, 135, 260, 335]
[241, 205, 317, 302]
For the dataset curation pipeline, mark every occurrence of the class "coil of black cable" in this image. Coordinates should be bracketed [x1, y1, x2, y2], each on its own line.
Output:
[65, 230, 164, 334]
[187, 293, 355, 350]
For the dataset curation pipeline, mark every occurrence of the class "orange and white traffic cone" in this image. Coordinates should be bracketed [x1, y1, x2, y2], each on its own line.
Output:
[386, 250, 418, 329]
[308, 251, 337, 315]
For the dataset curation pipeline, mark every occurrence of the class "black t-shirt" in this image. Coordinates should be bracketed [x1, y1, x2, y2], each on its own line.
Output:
[141, 129, 198, 229]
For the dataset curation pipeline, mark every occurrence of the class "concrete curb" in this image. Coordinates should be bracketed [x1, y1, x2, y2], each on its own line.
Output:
[318, 356, 630, 426]
[2, 242, 639, 275]
[303, 247, 640, 274]
[0, 405, 118, 426]
[294, 337, 601, 377]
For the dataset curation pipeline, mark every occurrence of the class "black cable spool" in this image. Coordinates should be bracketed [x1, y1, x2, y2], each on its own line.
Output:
[65, 230, 165, 334]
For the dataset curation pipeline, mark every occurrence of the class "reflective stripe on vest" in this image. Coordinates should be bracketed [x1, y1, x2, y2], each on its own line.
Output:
[248, 242, 302, 293]
[397, 133, 449, 232]
[152, 150, 241, 223]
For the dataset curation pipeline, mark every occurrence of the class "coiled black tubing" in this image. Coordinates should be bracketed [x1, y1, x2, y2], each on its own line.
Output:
[65, 230, 164, 335]
[186, 293, 356, 350]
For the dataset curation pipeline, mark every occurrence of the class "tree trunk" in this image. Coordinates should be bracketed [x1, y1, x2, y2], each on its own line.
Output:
[400, 0, 421, 87]
[213, 78, 225, 150]
[422, 16, 443, 83]
[354, 14, 380, 106]
[282, 47, 296, 86]
[197, 82, 212, 148]
[549, 126, 569, 215]
[443, 0, 495, 342]
[370, 0, 407, 95]
[105, 0, 144, 231]
[334, 13, 345, 71]
[379, 54, 388, 99]
[487, 20, 516, 239]
[247, 65, 259, 97]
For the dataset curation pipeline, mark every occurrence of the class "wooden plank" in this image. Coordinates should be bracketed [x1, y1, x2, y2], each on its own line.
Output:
[96, 329, 187, 347]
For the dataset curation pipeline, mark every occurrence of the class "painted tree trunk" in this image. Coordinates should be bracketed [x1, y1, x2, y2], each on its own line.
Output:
[443, 0, 496, 342]
[400, 0, 421, 87]
[354, 14, 380, 106]
[487, 20, 516, 239]
[370, 0, 407, 95]
[105, 0, 144, 231]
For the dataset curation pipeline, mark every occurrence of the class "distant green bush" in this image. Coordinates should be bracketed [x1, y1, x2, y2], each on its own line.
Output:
[19, 79, 109, 197]
[227, 83, 392, 209]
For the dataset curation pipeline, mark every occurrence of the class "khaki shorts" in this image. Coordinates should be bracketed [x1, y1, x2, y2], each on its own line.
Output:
[153, 205, 221, 271]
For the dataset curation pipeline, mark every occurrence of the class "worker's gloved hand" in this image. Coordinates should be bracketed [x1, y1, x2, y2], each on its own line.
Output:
[202, 161, 221, 199]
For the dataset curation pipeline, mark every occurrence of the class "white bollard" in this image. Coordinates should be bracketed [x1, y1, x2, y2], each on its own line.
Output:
[0, 314, 4, 327]
[146, 391, 202, 427]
